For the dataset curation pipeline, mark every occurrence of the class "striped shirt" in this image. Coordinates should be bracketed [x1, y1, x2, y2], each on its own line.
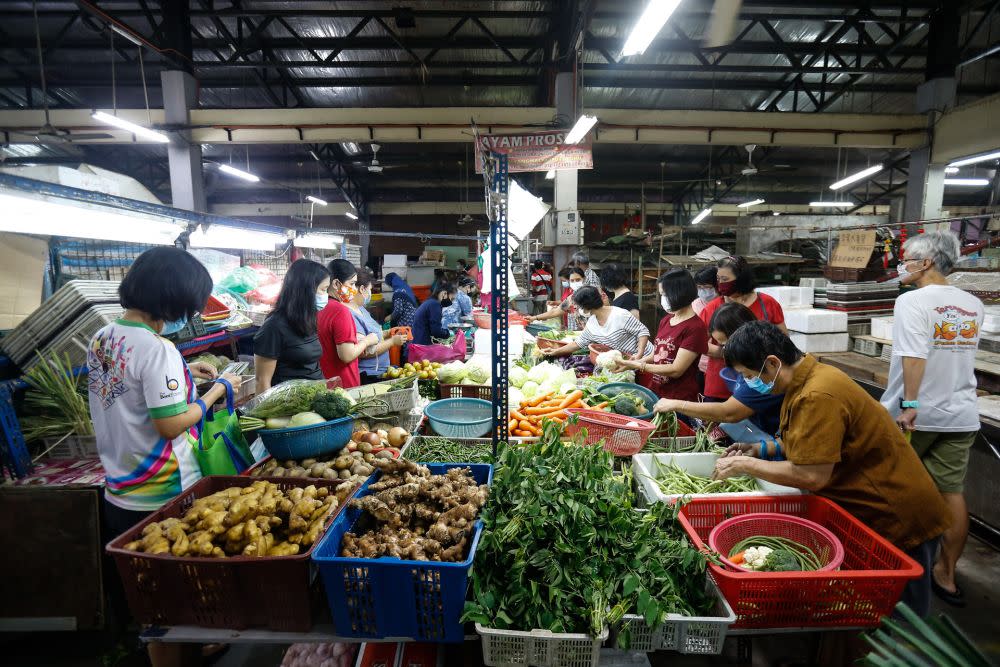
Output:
[577, 307, 650, 356]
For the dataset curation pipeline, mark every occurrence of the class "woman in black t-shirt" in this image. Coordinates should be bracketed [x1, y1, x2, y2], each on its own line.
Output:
[601, 263, 640, 318]
[254, 260, 331, 392]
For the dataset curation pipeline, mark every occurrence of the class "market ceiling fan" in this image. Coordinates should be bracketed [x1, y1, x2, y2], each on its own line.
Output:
[740, 144, 795, 176]
[704, 0, 743, 48]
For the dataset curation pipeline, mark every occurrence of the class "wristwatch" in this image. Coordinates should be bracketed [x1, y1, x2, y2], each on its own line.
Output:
[899, 399, 919, 410]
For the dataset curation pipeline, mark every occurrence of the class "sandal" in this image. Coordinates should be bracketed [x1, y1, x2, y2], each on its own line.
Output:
[931, 578, 966, 608]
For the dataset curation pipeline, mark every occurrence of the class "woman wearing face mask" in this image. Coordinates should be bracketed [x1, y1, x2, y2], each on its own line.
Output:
[441, 276, 476, 329]
[654, 302, 784, 437]
[254, 258, 331, 393]
[699, 255, 787, 402]
[616, 270, 707, 404]
[541, 286, 649, 359]
[318, 259, 380, 389]
[348, 268, 406, 384]
[600, 263, 640, 319]
[411, 283, 456, 345]
[527, 266, 588, 330]
[385, 272, 418, 328]
[691, 266, 718, 316]
[88, 247, 244, 667]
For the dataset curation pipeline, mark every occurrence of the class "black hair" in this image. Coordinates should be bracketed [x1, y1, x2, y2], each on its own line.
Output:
[708, 302, 757, 338]
[459, 276, 477, 289]
[435, 282, 456, 298]
[457, 259, 468, 268]
[355, 266, 374, 288]
[327, 258, 357, 284]
[558, 266, 573, 279]
[271, 259, 330, 337]
[532, 259, 544, 270]
[658, 269, 698, 310]
[568, 266, 586, 280]
[600, 264, 628, 290]
[572, 285, 604, 310]
[119, 247, 213, 322]
[118, 246, 212, 322]
[717, 255, 755, 294]
[694, 266, 718, 287]
[724, 320, 802, 369]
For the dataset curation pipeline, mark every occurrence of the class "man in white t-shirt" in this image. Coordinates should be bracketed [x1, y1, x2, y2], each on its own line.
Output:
[881, 231, 982, 608]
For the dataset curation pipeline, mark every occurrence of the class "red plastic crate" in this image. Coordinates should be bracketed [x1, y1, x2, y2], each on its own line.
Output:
[678, 495, 923, 629]
[398, 643, 441, 667]
[356, 642, 401, 667]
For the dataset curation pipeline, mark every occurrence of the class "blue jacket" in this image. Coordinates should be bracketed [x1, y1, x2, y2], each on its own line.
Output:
[412, 299, 450, 345]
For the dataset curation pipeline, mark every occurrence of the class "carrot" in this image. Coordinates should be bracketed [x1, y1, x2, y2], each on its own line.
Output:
[519, 420, 541, 435]
[512, 429, 533, 437]
[523, 406, 560, 416]
[555, 390, 584, 409]
[508, 418, 518, 431]
[526, 392, 553, 408]
[510, 410, 531, 422]
[730, 551, 745, 565]
[567, 400, 586, 409]
[591, 402, 609, 410]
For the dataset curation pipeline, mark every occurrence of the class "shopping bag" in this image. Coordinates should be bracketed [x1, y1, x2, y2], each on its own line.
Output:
[194, 379, 255, 475]
[408, 330, 466, 364]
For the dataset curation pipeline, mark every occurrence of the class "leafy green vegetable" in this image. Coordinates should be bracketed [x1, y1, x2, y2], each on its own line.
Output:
[20, 352, 93, 442]
[463, 420, 712, 644]
[861, 603, 992, 667]
[612, 392, 644, 417]
[246, 379, 329, 419]
[310, 389, 354, 420]
[761, 549, 801, 572]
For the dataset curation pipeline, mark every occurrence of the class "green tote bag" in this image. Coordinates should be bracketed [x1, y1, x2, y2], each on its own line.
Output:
[194, 379, 254, 476]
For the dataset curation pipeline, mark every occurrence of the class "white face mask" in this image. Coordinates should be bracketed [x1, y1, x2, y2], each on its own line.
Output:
[569, 281, 583, 291]
[578, 308, 591, 318]
[697, 287, 717, 302]
[661, 296, 672, 312]
[897, 259, 928, 282]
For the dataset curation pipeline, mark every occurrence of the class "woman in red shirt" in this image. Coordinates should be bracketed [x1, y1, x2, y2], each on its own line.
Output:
[698, 256, 787, 401]
[318, 259, 379, 388]
[618, 269, 707, 403]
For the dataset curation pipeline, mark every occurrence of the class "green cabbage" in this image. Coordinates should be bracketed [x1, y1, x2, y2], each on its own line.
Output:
[465, 359, 490, 384]
[438, 360, 468, 384]
[509, 366, 529, 388]
[521, 381, 539, 398]
[288, 411, 326, 427]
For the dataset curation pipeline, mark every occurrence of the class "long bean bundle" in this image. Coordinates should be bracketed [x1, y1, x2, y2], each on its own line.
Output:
[728, 535, 824, 571]
[403, 437, 495, 464]
[649, 459, 758, 495]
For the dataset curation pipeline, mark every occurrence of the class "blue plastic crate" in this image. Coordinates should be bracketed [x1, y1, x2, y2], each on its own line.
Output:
[313, 462, 493, 642]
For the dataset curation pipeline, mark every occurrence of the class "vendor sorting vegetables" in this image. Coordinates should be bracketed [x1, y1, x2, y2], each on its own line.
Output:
[616, 269, 707, 404]
[319, 259, 380, 389]
[411, 282, 456, 345]
[349, 268, 406, 384]
[254, 259, 330, 393]
[712, 321, 950, 616]
[537, 285, 650, 359]
[527, 266, 587, 330]
[699, 255, 786, 403]
[654, 302, 784, 436]
[87, 247, 242, 666]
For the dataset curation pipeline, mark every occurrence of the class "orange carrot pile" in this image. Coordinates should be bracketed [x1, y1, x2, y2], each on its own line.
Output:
[508, 390, 598, 437]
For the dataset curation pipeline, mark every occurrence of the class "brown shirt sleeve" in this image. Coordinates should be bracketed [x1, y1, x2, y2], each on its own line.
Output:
[784, 390, 846, 465]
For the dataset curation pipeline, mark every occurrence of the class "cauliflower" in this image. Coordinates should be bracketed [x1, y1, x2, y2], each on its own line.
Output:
[740, 546, 773, 570]
[595, 349, 624, 370]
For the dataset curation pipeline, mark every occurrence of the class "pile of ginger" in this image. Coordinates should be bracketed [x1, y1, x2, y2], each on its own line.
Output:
[341, 458, 488, 562]
[123, 480, 339, 558]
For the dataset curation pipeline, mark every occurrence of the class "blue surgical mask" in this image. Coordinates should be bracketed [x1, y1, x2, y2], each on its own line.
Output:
[315, 293, 329, 311]
[698, 287, 717, 302]
[745, 359, 781, 395]
[561, 280, 570, 288]
[160, 317, 188, 336]
[363, 289, 372, 305]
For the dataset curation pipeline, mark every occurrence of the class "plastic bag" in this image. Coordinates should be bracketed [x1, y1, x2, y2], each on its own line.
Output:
[245, 280, 282, 306]
[243, 378, 342, 419]
[408, 330, 466, 364]
[218, 266, 260, 294]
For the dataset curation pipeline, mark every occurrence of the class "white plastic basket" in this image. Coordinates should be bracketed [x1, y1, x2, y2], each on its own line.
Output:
[42, 434, 98, 459]
[476, 624, 608, 667]
[616, 579, 735, 655]
[347, 379, 419, 415]
[632, 453, 802, 505]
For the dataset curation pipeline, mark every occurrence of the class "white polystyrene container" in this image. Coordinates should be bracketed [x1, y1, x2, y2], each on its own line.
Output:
[632, 453, 802, 505]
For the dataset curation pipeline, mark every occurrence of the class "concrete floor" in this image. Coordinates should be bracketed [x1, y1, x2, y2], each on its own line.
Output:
[4, 537, 998, 667]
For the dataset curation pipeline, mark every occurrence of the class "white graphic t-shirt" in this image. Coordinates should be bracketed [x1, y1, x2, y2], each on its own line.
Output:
[87, 319, 202, 511]
[882, 285, 984, 432]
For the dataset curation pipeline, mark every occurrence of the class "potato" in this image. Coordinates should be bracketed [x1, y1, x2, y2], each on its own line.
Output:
[357, 441, 374, 454]
[333, 455, 353, 470]
[375, 450, 395, 459]
[322, 468, 340, 481]
[283, 460, 296, 468]
[338, 469, 351, 479]
[350, 462, 369, 476]
[363, 452, 375, 464]
[271, 467, 287, 477]
[289, 466, 307, 477]
[309, 463, 328, 477]
[302, 458, 317, 468]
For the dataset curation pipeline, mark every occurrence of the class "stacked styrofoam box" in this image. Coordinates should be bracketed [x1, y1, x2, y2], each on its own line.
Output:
[473, 325, 524, 358]
[983, 306, 1000, 334]
[790, 332, 850, 353]
[783, 308, 848, 334]
[870, 316, 894, 341]
[381, 254, 408, 295]
[758, 286, 814, 310]
[799, 278, 828, 289]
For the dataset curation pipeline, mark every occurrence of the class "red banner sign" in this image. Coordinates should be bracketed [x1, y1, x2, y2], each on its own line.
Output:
[475, 130, 594, 174]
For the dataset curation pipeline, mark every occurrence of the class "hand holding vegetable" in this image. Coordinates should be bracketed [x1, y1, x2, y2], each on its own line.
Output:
[722, 441, 759, 459]
[189, 361, 219, 380]
[653, 398, 680, 414]
[712, 454, 749, 480]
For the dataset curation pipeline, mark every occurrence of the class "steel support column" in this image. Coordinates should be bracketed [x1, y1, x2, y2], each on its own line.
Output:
[161, 70, 205, 212]
[552, 71, 579, 268]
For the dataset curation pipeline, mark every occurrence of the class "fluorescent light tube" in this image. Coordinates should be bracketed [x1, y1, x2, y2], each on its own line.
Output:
[306, 195, 328, 206]
[309, 150, 320, 161]
[110, 24, 144, 47]
[348, 200, 357, 210]
[218, 163, 260, 182]
[340, 142, 361, 155]
[188, 224, 284, 251]
[948, 150, 1000, 168]
[944, 166, 959, 174]
[621, 0, 683, 56]
[737, 198, 765, 208]
[295, 233, 344, 249]
[545, 170, 555, 179]
[564, 115, 598, 145]
[0, 192, 182, 245]
[691, 208, 711, 224]
[345, 211, 359, 220]
[92, 110, 168, 143]
[944, 178, 990, 186]
[810, 201, 854, 207]
[829, 164, 883, 190]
